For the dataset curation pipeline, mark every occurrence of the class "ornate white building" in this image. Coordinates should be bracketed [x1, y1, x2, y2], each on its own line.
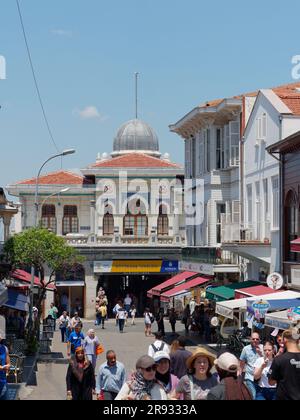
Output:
[7, 119, 185, 318]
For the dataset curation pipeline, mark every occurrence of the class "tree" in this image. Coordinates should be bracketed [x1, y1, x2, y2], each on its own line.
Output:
[4, 228, 84, 340]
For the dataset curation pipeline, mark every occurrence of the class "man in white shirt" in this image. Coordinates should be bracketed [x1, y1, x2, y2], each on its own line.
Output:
[124, 294, 132, 317]
[116, 303, 127, 333]
[148, 331, 170, 358]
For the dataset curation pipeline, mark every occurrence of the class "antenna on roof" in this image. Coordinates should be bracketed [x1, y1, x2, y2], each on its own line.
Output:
[135, 72, 139, 119]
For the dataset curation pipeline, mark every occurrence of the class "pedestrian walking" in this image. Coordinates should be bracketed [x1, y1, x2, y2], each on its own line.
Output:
[130, 305, 137, 325]
[98, 304, 107, 329]
[156, 308, 165, 337]
[154, 351, 179, 399]
[0, 333, 10, 401]
[96, 350, 126, 400]
[148, 332, 170, 358]
[70, 312, 82, 330]
[124, 294, 132, 316]
[182, 304, 191, 334]
[239, 332, 263, 400]
[66, 347, 95, 400]
[58, 311, 70, 343]
[254, 341, 277, 400]
[144, 308, 154, 337]
[175, 347, 218, 400]
[170, 336, 192, 379]
[95, 297, 101, 326]
[67, 324, 85, 358]
[268, 328, 300, 400]
[113, 301, 122, 326]
[48, 303, 59, 331]
[168, 308, 177, 335]
[83, 329, 100, 370]
[116, 303, 127, 333]
[207, 352, 252, 400]
[115, 355, 167, 400]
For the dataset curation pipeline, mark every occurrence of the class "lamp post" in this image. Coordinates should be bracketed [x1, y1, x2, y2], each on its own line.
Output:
[39, 188, 70, 211]
[28, 149, 75, 333]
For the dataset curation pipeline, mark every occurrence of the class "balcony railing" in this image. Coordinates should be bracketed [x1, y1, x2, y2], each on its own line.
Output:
[181, 247, 237, 265]
[222, 221, 271, 244]
[65, 234, 184, 247]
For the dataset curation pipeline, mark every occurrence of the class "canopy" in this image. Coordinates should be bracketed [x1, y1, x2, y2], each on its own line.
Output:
[161, 276, 211, 300]
[216, 290, 300, 320]
[12, 269, 56, 291]
[264, 310, 296, 330]
[291, 238, 300, 253]
[56, 281, 85, 287]
[147, 271, 198, 297]
[235, 285, 279, 299]
[206, 281, 260, 302]
[3, 289, 30, 312]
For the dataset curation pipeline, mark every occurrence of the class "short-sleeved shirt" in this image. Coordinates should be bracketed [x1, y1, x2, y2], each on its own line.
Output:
[170, 348, 192, 379]
[0, 345, 8, 386]
[268, 352, 300, 400]
[68, 331, 84, 353]
[48, 306, 58, 320]
[254, 357, 276, 388]
[240, 344, 263, 381]
[144, 312, 153, 325]
[176, 374, 218, 400]
[117, 308, 127, 320]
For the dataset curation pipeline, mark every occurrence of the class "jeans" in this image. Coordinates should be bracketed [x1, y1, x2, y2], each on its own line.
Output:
[60, 327, 67, 343]
[124, 305, 131, 316]
[0, 384, 8, 401]
[245, 380, 257, 400]
[100, 316, 105, 328]
[255, 386, 276, 401]
[119, 319, 125, 332]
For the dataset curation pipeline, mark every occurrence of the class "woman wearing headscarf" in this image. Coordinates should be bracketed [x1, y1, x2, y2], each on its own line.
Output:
[153, 351, 180, 399]
[83, 329, 100, 370]
[115, 355, 167, 400]
[66, 347, 95, 400]
[207, 352, 252, 400]
[175, 347, 218, 400]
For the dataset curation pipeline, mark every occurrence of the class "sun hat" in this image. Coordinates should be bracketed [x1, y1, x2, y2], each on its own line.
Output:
[214, 352, 239, 373]
[153, 351, 170, 363]
[186, 346, 216, 370]
[136, 355, 156, 370]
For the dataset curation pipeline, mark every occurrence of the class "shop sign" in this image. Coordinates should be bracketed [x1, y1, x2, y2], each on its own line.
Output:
[94, 260, 179, 274]
[287, 307, 300, 323]
[215, 304, 234, 320]
[179, 261, 214, 276]
[267, 273, 284, 290]
[251, 300, 271, 320]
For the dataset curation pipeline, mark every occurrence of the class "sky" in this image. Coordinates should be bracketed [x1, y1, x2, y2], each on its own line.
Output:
[1, 0, 300, 201]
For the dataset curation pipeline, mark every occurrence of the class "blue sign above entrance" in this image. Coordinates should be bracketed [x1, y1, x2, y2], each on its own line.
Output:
[161, 261, 179, 273]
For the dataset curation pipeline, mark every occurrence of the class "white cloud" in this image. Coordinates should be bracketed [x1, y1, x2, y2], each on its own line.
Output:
[73, 106, 109, 122]
[52, 29, 73, 37]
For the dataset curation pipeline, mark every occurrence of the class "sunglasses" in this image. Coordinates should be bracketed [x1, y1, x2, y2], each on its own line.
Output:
[142, 365, 157, 372]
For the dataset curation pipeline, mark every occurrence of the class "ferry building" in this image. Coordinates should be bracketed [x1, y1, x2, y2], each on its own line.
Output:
[7, 119, 185, 318]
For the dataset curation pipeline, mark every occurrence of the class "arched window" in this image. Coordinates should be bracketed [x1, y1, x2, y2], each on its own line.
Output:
[103, 205, 114, 236]
[123, 200, 148, 237]
[63, 205, 78, 235]
[41, 205, 57, 233]
[285, 190, 300, 262]
[157, 204, 169, 236]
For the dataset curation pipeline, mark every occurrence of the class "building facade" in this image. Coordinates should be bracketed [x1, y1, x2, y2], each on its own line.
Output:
[7, 119, 185, 318]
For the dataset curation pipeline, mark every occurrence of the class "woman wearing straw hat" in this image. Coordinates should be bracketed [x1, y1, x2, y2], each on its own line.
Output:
[175, 347, 218, 400]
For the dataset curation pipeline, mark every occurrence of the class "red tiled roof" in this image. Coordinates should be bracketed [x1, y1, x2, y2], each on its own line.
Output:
[91, 153, 182, 169]
[17, 170, 93, 186]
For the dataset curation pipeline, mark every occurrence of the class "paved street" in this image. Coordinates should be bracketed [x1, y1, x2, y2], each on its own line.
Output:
[19, 318, 201, 400]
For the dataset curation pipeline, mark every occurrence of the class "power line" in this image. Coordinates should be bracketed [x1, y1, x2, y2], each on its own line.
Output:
[15, 0, 60, 153]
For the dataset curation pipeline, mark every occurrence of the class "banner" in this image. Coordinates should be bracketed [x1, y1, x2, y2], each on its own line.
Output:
[94, 260, 179, 274]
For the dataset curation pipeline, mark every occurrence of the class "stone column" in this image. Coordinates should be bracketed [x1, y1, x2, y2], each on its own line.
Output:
[90, 200, 96, 235]
[3, 215, 12, 241]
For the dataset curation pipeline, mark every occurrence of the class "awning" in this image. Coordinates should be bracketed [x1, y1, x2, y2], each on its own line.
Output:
[12, 269, 56, 291]
[147, 271, 198, 297]
[206, 281, 260, 302]
[56, 281, 85, 287]
[0, 284, 8, 306]
[235, 285, 279, 300]
[3, 289, 30, 312]
[291, 238, 300, 253]
[216, 290, 300, 320]
[264, 310, 295, 330]
[161, 276, 211, 300]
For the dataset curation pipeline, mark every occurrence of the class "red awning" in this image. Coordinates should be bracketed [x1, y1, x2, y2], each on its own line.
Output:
[12, 269, 56, 291]
[147, 271, 198, 297]
[291, 238, 300, 253]
[161, 276, 211, 300]
[235, 285, 279, 300]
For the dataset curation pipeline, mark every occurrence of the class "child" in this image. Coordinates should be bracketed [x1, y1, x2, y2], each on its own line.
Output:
[130, 305, 137, 326]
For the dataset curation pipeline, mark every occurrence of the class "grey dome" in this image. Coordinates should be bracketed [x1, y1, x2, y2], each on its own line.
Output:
[113, 119, 160, 156]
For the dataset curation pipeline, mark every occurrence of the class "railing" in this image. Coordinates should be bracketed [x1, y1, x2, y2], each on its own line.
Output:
[65, 234, 184, 247]
[222, 221, 271, 244]
[181, 247, 237, 265]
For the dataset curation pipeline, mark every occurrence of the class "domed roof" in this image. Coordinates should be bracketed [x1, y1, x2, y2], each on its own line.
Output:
[112, 119, 160, 157]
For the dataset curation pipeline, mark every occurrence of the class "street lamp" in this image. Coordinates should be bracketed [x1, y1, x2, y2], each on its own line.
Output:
[39, 188, 70, 212]
[28, 149, 75, 333]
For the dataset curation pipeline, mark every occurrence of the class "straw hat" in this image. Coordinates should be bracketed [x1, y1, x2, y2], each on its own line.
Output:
[186, 347, 216, 371]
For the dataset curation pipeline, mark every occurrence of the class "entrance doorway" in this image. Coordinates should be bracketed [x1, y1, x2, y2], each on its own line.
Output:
[97, 274, 171, 316]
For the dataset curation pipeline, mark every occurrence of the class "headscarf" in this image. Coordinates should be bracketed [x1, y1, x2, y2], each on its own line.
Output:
[156, 371, 172, 393]
[69, 347, 90, 383]
[128, 371, 156, 400]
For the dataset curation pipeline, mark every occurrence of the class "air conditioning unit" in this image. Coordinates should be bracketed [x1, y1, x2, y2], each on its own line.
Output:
[291, 267, 300, 288]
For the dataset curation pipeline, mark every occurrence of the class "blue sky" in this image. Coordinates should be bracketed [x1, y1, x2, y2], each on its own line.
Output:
[0, 0, 300, 193]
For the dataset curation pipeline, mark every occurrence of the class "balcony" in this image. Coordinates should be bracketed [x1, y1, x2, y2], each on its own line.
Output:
[182, 247, 237, 265]
[222, 222, 271, 244]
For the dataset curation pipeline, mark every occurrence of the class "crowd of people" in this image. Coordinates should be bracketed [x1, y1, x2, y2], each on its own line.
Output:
[62, 309, 300, 401]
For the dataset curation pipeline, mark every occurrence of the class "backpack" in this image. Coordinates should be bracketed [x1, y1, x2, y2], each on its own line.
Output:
[151, 342, 165, 353]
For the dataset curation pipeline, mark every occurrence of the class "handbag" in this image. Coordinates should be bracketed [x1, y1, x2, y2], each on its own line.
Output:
[96, 344, 104, 355]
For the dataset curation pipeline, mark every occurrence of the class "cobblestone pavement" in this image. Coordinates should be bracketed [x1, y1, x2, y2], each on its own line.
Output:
[19, 318, 205, 400]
